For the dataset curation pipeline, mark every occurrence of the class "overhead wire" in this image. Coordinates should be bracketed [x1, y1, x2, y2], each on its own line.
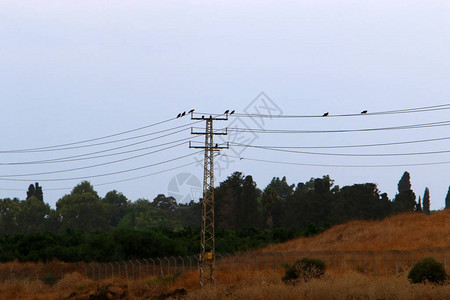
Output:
[223, 120, 450, 134]
[225, 155, 450, 168]
[0, 135, 202, 165]
[0, 140, 192, 177]
[228, 136, 450, 149]
[230, 144, 450, 157]
[0, 150, 203, 182]
[0, 116, 201, 153]
[195, 103, 450, 119]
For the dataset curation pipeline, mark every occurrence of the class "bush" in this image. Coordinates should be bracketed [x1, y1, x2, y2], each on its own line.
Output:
[408, 257, 448, 284]
[282, 257, 326, 284]
[41, 272, 61, 286]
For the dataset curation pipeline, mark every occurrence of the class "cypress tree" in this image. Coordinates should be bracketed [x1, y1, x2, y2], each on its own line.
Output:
[393, 171, 416, 213]
[415, 196, 422, 212]
[422, 187, 430, 215]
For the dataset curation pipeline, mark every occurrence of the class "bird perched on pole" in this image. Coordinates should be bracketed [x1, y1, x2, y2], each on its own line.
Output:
[230, 110, 235, 115]
[224, 110, 229, 114]
[188, 109, 195, 114]
[361, 110, 368, 114]
[323, 112, 329, 117]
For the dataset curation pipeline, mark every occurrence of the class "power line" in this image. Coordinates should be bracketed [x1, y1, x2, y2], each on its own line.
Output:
[0, 118, 202, 153]
[0, 160, 200, 191]
[0, 141, 191, 177]
[231, 144, 450, 157]
[227, 154, 450, 168]
[0, 135, 201, 165]
[230, 136, 450, 149]
[0, 151, 202, 181]
[196, 103, 450, 119]
[224, 120, 450, 134]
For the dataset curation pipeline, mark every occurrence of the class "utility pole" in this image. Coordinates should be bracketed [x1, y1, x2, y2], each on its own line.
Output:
[190, 113, 228, 286]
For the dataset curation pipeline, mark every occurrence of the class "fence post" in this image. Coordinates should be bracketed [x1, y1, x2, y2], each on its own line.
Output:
[351, 251, 357, 270]
[136, 260, 142, 278]
[392, 251, 398, 275]
[186, 256, 192, 272]
[109, 263, 114, 278]
[157, 258, 163, 277]
[164, 257, 170, 276]
[123, 261, 128, 280]
[91, 264, 95, 280]
[115, 262, 121, 278]
[149, 258, 156, 277]
[178, 256, 185, 273]
[439, 247, 446, 268]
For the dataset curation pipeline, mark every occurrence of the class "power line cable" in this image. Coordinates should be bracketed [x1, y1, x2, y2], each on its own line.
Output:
[0, 135, 201, 165]
[0, 151, 202, 182]
[0, 160, 201, 191]
[223, 120, 450, 134]
[195, 103, 450, 119]
[226, 154, 450, 168]
[0, 117, 201, 153]
[228, 136, 450, 149]
[230, 144, 450, 157]
[0, 140, 192, 177]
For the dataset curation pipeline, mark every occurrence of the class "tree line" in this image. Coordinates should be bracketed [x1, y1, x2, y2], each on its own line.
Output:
[1, 171, 449, 235]
[0, 171, 449, 262]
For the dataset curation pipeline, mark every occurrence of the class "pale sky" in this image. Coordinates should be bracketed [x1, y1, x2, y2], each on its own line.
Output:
[1, 1, 449, 210]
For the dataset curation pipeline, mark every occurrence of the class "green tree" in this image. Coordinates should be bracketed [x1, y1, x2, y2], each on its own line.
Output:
[102, 190, 129, 227]
[392, 171, 416, 213]
[415, 196, 422, 212]
[422, 187, 430, 215]
[0, 198, 20, 234]
[26, 183, 43, 202]
[17, 196, 51, 233]
[56, 183, 108, 232]
[71, 181, 99, 198]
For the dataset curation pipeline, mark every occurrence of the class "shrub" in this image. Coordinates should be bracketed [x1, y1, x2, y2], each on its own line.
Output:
[41, 272, 61, 286]
[408, 257, 448, 284]
[282, 257, 326, 284]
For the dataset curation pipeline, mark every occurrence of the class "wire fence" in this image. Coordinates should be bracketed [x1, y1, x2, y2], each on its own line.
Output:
[82, 246, 450, 280]
[1, 247, 448, 281]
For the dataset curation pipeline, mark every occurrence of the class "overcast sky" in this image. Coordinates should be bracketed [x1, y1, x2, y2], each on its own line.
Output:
[1, 1, 449, 210]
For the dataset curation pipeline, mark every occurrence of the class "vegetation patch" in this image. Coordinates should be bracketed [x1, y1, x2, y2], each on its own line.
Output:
[282, 257, 326, 284]
[408, 257, 448, 284]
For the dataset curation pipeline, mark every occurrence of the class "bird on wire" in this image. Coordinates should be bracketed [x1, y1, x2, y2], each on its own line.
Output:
[188, 109, 195, 114]
[323, 112, 329, 117]
[361, 110, 368, 114]
[230, 110, 235, 115]
[224, 109, 229, 114]
[176, 113, 181, 118]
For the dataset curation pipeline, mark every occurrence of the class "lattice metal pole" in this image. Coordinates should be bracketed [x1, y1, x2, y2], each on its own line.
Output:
[190, 113, 229, 286]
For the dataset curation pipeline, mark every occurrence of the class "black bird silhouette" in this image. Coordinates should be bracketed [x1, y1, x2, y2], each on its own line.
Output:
[181, 111, 186, 117]
[176, 113, 181, 118]
[230, 110, 235, 115]
[215, 143, 218, 148]
[361, 110, 368, 114]
[209, 115, 212, 119]
[224, 110, 229, 114]
[323, 112, 329, 117]
[201, 115, 205, 119]
[188, 109, 195, 114]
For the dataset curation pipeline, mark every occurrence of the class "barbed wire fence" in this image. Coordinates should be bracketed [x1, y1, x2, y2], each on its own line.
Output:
[1, 246, 448, 282]
[82, 246, 449, 280]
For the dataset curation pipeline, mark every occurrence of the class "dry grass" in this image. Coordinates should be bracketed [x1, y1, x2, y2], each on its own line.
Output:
[263, 210, 450, 252]
[1, 211, 449, 299]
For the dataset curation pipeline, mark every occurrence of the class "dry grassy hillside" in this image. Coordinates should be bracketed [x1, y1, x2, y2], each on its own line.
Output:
[263, 210, 450, 252]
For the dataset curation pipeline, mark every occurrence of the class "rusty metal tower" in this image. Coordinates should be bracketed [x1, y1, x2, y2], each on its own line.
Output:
[190, 113, 228, 286]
